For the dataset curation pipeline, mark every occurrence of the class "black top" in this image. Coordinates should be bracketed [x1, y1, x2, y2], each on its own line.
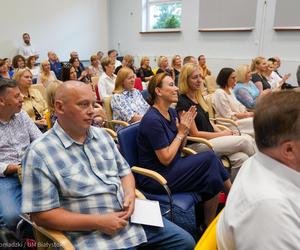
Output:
[251, 73, 271, 90]
[136, 67, 154, 82]
[176, 94, 214, 132]
[157, 68, 172, 76]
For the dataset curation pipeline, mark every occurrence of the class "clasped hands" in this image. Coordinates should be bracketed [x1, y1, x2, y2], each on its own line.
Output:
[176, 106, 197, 137]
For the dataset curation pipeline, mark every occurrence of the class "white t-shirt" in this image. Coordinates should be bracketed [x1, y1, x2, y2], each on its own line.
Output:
[18, 43, 39, 59]
[217, 152, 300, 250]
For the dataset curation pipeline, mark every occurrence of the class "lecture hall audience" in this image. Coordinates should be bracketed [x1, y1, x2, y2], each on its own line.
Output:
[136, 56, 154, 82]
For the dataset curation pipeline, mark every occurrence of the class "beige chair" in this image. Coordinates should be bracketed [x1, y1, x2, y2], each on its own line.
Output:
[103, 96, 129, 131]
[18, 166, 146, 250]
[204, 75, 217, 95]
[31, 84, 47, 100]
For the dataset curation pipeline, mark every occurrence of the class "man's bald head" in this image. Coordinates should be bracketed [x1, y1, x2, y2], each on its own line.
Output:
[55, 81, 90, 104]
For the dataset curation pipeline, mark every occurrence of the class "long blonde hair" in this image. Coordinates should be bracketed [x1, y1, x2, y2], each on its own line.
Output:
[178, 63, 208, 112]
[40, 60, 51, 84]
[113, 67, 134, 94]
[250, 56, 265, 72]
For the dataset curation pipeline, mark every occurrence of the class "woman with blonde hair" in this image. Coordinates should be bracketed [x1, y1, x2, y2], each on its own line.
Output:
[37, 60, 57, 87]
[171, 55, 182, 86]
[250, 57, 271, 93]
[234, 64, 262, 109]
[111, 67, 149, 128]
[136, 56, 154, 82]
[14, 68, 48, 131]
[176, 63, 256, 179]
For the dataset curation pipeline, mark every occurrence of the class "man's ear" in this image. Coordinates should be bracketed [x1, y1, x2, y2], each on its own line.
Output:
[54, 100, 64, 115]
[280, 141, 296, 163]
[0, 96, 6, 107]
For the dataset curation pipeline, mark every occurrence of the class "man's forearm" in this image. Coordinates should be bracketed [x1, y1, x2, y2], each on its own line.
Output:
[121, 173, 136, 198]
[31, 207, 102, 231]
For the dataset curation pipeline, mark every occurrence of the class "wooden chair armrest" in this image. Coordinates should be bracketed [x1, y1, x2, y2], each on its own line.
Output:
[131, 166, 167, 185]
[108, 120, 130, 127]
[186, 136, 213, 149]
[214, 117, 239, 127]
[182, 147, 197, 155]
[32, 224, 75, 250]
[135, 189, 146, 199]
[216, 124, 231, 131]
[103, 128, 117, 138]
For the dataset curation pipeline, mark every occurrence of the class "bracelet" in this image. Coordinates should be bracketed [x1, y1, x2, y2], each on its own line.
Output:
[175, 135, 183, 142]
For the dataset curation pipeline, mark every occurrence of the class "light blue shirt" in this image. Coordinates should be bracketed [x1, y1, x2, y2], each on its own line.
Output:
[0, 110, 41, 176]
[233, 81, 260, 109]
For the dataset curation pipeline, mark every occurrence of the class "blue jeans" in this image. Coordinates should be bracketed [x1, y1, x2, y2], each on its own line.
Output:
[123, 217, 195, 250]
[0, 174, 22, 230]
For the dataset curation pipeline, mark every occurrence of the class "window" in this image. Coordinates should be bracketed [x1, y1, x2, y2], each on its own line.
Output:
[142, 0, 182, 32]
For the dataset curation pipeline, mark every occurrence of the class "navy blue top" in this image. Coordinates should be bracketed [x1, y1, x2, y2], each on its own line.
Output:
[49, 61, 62, 80]
[137, 107, 180, 173]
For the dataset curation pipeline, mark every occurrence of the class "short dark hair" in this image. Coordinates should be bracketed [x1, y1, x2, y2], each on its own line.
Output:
[268, 57, 276, 63]
[183, 56, 195, 65]
[254, 91, 300, 150]
[22, 33, 30, 37]
[108, 49, 117, 56]
[197, 55, 205, 61]
[0, 78, 18, 95]
[216, 67, 235, 88]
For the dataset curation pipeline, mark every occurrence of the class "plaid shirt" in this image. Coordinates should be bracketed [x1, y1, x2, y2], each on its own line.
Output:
[0, 110, 41, 176]
[22, 122, 146, 250]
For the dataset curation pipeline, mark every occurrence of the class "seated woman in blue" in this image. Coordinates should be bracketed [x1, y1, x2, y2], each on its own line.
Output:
[137, 73, 231, 226]
[234, 64, 261, 109]
[111, 67, 149, 127]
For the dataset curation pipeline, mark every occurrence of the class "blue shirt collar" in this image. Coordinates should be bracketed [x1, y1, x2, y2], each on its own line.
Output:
[52, 121, 100, 148]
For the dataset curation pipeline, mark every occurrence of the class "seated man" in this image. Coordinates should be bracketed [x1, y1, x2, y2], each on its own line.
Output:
[48, 51, 62, 80]
[0, 78, 41, 230]
[217, 90, 300, 249]
[198, 55, 211, 80]
[21, 81, 195, 250]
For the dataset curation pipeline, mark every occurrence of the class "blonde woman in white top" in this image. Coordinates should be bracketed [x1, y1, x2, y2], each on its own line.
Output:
[37, 60, 57, 87]
[214, 68, 254, 136]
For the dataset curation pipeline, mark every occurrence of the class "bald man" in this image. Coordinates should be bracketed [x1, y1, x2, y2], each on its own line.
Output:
[21, 81, 194, 250]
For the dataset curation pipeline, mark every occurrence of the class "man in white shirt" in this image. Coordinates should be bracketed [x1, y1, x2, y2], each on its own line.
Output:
[217, 90, 300, 250]
[18, 33, 39, 59]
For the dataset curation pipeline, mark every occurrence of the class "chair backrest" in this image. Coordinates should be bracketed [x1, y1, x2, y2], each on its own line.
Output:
[117, 123, 140, 166]
[205, 75, 217, 94]
[194, 209, 223, 250]
[134, 77, 143, 91]
[31, 84, 47, 100]
[204, 93, 215, 119]
[94, 84, 102, 104]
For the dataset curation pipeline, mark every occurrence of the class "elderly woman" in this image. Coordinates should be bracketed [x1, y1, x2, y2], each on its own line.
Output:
[137, 73, 231, 227]
[14, 68, 48, 131]
[114, 54, 136, 75]
[156, 56, 174, 79]
[88, 55, 102, 77]
[97, 56, 117, 100]
[111, 67, 149, 127]
[176, 63, 256, 179]
[214, 68, 254, 136]
[37, 60, 57, 87]
[136, 56, 154, 82]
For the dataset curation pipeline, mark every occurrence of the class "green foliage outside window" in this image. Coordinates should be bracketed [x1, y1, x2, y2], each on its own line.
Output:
[152, 3, 181, 29]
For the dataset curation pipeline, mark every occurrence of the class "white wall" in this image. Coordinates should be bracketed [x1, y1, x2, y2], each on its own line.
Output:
[108, 0, 300, 85]
[0, 0, 108, 61]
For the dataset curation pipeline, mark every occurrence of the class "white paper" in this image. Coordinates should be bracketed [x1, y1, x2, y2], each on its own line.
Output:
[130, 198, 164, 227]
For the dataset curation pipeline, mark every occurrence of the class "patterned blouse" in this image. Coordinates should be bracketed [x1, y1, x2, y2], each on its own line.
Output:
[111, 89, 149, 124]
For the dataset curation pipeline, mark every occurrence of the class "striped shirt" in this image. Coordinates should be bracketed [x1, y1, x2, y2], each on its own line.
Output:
[22, 122, 146, 249]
